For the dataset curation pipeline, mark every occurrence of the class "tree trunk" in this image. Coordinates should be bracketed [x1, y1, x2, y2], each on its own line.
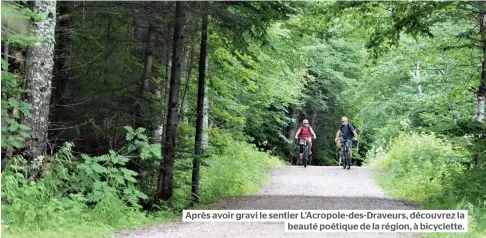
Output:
[479, 3, 486, 124]
[2, 42, 8, 71]
[142, 21, 156, 99]
[191, 4, 209, 203]
[157, 2, 185, 201]
[180, 45, 195, 124]
[202, 85, 209, 150]
[134, 21, 156, 129]
[21, 0, 57, 160]
[2, 42, 11, 168]
[152, 84, 163, 144]
[151, 39, 169, 144]
[161, 22, 173, 144]
[139, 20, 156, 131]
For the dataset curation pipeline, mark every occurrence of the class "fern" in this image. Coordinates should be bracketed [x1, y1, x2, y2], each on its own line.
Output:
[1, 128, 163, 237]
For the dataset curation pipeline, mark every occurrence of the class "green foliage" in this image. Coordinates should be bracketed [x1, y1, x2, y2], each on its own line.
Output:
[1, 2, 43, 46]
[368, 132, 485, 236]
[199, 141, 283, 202]
[207, 21, 309, 159]
[1, 59, 32, 151]
[1, 129, 163, 238]
[336, 19, 481, 160]
[4, 1, 486, 237]
[1, 124, 284, 237]
[211, 1, 298, 56]
[368, 133, 468, 200]
[124, 126, 161, 161]
[164, 130, 284, 211]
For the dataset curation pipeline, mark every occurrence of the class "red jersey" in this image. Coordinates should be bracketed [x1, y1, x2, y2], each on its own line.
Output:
[299, 126, 312, 138]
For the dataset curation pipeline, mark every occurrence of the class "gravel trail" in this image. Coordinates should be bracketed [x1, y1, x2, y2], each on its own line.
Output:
[115, 166, 419, 238]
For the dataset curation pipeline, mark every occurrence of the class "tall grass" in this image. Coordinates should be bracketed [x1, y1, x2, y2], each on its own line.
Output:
[200, 141, 283, 203]
[2, 130, 284, 237]
[165, 135, 285, 211]
[1, 141, 172, 238]
[367, 132, 486, 237]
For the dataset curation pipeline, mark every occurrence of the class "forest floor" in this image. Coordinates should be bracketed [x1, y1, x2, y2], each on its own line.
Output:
[115, 166, 420, 238]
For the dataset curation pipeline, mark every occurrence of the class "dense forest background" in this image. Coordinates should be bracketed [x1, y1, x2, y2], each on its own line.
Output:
[1, 1, 485, 237]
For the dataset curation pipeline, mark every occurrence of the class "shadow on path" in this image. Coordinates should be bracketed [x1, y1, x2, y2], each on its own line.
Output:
[206, 195, 420, 210]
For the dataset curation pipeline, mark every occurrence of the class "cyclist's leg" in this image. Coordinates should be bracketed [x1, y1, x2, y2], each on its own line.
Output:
[339, 137, 346, 149]
[339, 137, 345, 164]
[336, 137, 343, 148]
[346, 139, 353, 152]
[307, 137, 312, 154]
[339, 146, 343, 165]
[299, 143, 304, 161]
[346, 139, 353, 163]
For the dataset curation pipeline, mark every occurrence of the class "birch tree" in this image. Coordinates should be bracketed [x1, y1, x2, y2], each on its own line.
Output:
[21, 0, 57, 160]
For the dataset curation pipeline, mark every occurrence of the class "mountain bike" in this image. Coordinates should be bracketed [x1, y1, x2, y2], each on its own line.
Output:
[339, 138, 353, 170]
[299, 138, 310, 168]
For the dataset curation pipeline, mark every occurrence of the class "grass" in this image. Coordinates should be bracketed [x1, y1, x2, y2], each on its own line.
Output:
[2, 140, 284, 238]
[367, 133, 486, 238]
[374, 173, 486, 238]
[2, 211, 179, 238]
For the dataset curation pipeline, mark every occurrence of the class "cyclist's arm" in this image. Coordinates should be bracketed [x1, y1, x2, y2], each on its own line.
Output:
[294, 127, 301, 139]
[335, 130, 341, 141]
[310, 127, 317, 138]
[352, 130, 358, 140]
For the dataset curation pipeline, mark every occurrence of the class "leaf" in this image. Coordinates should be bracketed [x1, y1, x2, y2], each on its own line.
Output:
[77, 163, 93, 175]
[81, 154, 92, 163]
[8, 98, 19, 108]
[135, 190, 149, 199]
[124, 126, 135, 141]
[121, 168, 138, 183]
[90, 163, 109, 174]
[9, 138, 23, 148]
[113, 174, 126, 185]
[1, 58, 8, 71]
[9, 122, 19, 132]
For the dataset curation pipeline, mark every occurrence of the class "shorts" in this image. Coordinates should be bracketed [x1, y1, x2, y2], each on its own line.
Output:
[339, 137, 353, 151]
[299, 137, 312, 153]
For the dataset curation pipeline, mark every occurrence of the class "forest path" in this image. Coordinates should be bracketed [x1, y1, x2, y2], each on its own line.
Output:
[116, 166, 419, 238]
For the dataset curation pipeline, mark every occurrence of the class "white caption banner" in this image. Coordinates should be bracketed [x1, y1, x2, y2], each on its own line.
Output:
[182, 210, 468, 233]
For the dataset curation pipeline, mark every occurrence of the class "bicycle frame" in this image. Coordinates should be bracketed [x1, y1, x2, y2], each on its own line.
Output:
[299, 138, 309, 167]
[339, 139, 353, 166]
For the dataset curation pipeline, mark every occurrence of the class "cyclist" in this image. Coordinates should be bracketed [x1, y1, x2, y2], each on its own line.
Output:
[294, 119, 317, 162]
[335, 116, 358, 158]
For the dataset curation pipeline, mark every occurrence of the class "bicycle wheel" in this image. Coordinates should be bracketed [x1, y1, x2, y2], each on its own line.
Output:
[346, 151, 351, 170]
[303, 147, 308, 168]
[342, 151, 346, 169]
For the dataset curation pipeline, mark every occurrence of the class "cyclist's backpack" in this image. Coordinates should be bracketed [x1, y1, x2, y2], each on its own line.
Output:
[352, 124, 359, 135]
[347, 123, 359, 135]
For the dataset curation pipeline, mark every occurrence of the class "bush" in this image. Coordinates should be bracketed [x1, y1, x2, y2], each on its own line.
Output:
[367, 132, 486, 237]
[368, 132, 468, 201]
[2, 127, 285, 237]
[200, 141, 283, 203]
[1, 59, 32, 152]
[167, 131, 285, 210]
[1, 128, 162, 238]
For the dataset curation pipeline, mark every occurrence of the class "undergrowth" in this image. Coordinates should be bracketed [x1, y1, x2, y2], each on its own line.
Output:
[158, 130, 285, 211]
[2, 128, 283, 237]
[367, 132, 486, 238]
